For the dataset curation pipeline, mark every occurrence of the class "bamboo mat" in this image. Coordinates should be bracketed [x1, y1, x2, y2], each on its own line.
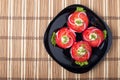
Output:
[0, 0, 120, 80]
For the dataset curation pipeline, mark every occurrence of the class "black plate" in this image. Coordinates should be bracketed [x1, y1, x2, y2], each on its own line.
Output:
[44, 4, 112, 73]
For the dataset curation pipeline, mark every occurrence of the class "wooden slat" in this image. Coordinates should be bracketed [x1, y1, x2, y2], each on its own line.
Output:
[12, 20, 22, 36]
[40, 40, 48, 58]
[107, 20, 118, 37]
[80, 0, 89, 8]
[53, 0, 62, 17]
[0, 40, 7, 58]
[40, 0, 49, 17]
[26, 19, 35, 58]
[66, 0, 76, 6]
[12, 40, 21, 58]
[92, 65, 100, 78]
[66, 70, 76, 79]
[0, 61, 7, 78]
[26, 40, 35, 58]
[108, 61, 118, 78]
[93, 0, 104, 17]
[39, 20, 48, 37]
[12, 20, 22, 58]
[12, 61, 21, 78]
[26, 0, 35, 17]
[98, 61, 105, 78]
[25, 61, 34, 78]
[107, 40, 118, 58]
[80, 72, 89, 79]
[118, 39, 120, 78]
[0, 20, 8, 36]
[13, 0, 22, 16]
[26, 20, 35, 36]
[52, 61, 62, 78]
[38, 61, 48, 78]
[108, 0, 119, 17]
[0, 0, 8, 16]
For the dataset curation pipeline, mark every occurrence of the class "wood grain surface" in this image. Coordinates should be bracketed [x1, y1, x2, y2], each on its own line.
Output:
[0, 0, 120, 79]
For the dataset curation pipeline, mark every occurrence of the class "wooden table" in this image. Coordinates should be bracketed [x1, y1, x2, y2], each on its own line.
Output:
[0, 0, 119, 79]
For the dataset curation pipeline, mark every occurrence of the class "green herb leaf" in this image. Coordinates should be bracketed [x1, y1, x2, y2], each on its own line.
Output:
[103, 30, 107, 39]
[51, 32, 56, 46]
[75, 61, 88, 67]
[84, 61, 88, 65]
[76, 7, 86, 12]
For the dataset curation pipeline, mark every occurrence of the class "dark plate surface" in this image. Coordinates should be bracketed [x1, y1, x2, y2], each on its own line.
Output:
[44, 4, 112, 73]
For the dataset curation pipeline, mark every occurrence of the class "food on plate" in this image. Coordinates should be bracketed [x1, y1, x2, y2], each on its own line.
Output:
[75, 61, 88, 66]
[70, 41, 92, 66]
[51, 32, 56, 46]
[52, 27, 76, 49]
[50, 6, 108, 67]
[83, 27, 105, 47]
[67, 7, 89, 33]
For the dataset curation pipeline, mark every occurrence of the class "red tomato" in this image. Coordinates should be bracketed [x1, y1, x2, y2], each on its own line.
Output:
[67, 12, 89, 33]
[56, 27, 76, 49]
[83, 27, 104, 47]
[70, 41, 92, 62]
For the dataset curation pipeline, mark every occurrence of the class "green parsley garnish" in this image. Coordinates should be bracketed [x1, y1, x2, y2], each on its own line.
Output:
[76, 7, 86, 12]
[75, 61, 88, 67]
[103, 30, 107, 39]
[51, 32, 56, 46]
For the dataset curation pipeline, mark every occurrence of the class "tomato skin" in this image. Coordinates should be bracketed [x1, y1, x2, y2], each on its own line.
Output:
[67, 12, 89, 33]
[55, 27, 76, 49]
[70, 41, 92, 62]
[83, 27, 104, 47]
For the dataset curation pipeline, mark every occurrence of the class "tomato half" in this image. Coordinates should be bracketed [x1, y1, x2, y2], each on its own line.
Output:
[70, 41, 92, 62]
[83, 27, 104, 47]
[55, 27, 76, 49]
[67, 12, 89, 33]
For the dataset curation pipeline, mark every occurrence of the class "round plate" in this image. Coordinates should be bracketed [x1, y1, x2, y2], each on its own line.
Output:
[44, 4, 112, 73]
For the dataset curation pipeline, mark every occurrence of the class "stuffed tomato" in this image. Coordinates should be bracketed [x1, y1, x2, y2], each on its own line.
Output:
[83, 27, 104, 47]
[67, 7, 89, 33]
[55, 27, 76, 49]
[70, 41, 92, 62]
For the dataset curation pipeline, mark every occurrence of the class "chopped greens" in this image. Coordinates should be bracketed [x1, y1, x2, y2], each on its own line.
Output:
[103, 30, 107, 39]
[77, 46, 86, 56]
[75, 61, 88, 67]
[76, 7, 86, 12]
[51, 32, 56, 46]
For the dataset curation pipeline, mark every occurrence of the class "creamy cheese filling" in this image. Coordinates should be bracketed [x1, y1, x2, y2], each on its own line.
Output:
[74, 18, 83, 26]
[89, 32, 98, 40]
[61, 35, 69, 44]
[77, 46, 86, 56]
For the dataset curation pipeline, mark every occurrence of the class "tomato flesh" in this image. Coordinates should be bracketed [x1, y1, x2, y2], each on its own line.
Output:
[56, 27, 76, 49]
[67, 12, 89, 33]
[83, 27, 104, 47]
[70, 41, 92, 62]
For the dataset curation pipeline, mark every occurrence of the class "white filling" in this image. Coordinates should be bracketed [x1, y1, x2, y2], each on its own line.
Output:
[77, 46, 86, 56]
[89, 33, 97, 41]
[74, 18, 83, 26]
[61, 35, 69, 44]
